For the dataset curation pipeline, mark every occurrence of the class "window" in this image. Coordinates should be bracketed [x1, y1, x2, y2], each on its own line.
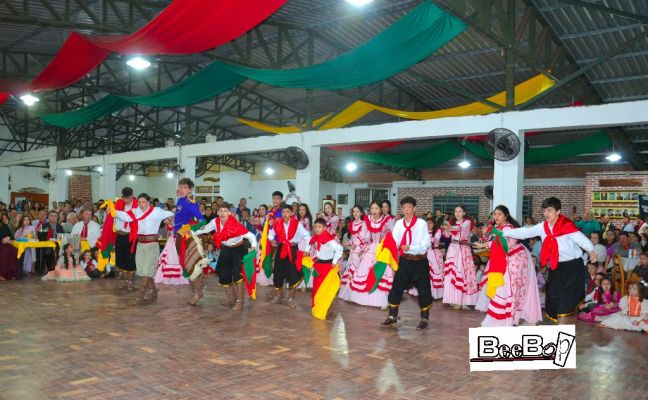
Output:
[432, 195, 480, 217]
[522, 195, 533, 220]
[354, 189, 388, 211]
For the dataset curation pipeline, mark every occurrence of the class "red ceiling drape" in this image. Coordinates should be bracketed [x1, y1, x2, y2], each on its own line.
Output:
[0, 0, 286, 99]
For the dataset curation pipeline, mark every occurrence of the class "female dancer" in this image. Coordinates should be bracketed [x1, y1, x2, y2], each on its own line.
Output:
[339, 205, 365, 301]
[443, 205, 479, 309]
[155, 215, 189, 286]
[474, 205, 542, 326]
[255, 204, 274, 287]
[348, 201, 395, 308]
[298, 204, 313, 235]
[322, 202, 340, 241]
[409, 218, 445, 299]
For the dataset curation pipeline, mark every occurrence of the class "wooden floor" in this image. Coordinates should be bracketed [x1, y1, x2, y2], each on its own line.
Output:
[0, 276, 646, 400]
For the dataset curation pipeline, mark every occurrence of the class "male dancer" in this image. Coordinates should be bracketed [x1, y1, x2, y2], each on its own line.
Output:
[503, 197, 596, 324]
[194, 204, 257, 311]
[382, 197, 432, 330]
[113, 187, 138, 290]
[174, 178, 208, 305]
[269, 204, 310, 308]
[309, 218, 343, 320]
[115, 193, 173, 304]
[260, 190, 284, 300]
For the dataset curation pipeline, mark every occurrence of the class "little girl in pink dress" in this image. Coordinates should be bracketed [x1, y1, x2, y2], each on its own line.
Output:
[578, 277, 620, 322]
[339, 206, 365, 301]
[41, 243, 91, 282]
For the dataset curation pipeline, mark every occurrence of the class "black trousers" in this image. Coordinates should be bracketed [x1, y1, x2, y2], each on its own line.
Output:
[273, 245, 303, 288]
[546, 258, 586, 320]
[115, 234, 136, 272]
[218, 244, 247, 286]
[388, 257, 433, 311]
[36, 246, 58, 275]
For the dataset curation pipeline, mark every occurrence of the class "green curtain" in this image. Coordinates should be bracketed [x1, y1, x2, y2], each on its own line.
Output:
[461, 130, 611, 164]
[40, 1, 465, 128]
[355, 141, 464, 168]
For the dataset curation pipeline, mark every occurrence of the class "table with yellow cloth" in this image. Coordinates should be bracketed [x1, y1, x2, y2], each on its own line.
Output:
[11, 240, 90, 259]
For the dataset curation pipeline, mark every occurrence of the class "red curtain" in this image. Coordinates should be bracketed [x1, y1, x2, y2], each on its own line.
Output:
[327, 141, 405, 152]
[0, 0, 286, 94]
[0, 93, 9, 106]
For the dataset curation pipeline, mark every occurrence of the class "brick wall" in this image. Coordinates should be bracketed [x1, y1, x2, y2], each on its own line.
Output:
[584, 172, 648, 228]
[397, 184, 585, 222]
[68, 175, 92, 203]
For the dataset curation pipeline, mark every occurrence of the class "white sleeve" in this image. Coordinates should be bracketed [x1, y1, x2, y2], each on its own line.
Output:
[244, 231, 258, 248]
[567, 231, 594, 252]
[503, 223, 543, 240]
[193, 219, 216, 236]
[332, 241, 344, 265]
[619, 296, 629, 314]
[391, 221, 403, 248]
[70, 223, 82, 235]
[87, 223, 101, 247]
[409, 221, 431, 254]
[296, 223, 311, 252]
[158, 209, 174, 221]
[115, 211, 133, 222]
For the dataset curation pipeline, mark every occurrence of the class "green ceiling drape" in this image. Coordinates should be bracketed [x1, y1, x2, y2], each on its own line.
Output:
[40, 1, 466, 128]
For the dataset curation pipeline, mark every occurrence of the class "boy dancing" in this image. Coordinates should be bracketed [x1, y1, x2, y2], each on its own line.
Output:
[382, 197, 432, 330]
[308, 218, 344, 320]
[269, 204, 310, 308]
[194, 204, 257, 311]
[503, 197, 597, 324]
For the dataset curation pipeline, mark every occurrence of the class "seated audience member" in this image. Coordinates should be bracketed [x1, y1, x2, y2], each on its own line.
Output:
[80, 250, 101, 279]
[41, 243, 91, 282]
[62, 212, 77, 234]
[629, 252, 648, 284]
[590, 232, 607, 272]
[578, 277, 620, 322]
[621, 216, 636, 233]
[576, 212, 601, 235]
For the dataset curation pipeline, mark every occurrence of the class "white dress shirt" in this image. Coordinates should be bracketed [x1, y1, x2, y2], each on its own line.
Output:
[194, 217, 258, 248]
[114, 200, 136, 233]
[503, 221, 593, 262]
[312, 239, 344, 265]
[71, 220, 101, 247]
[392, 216, 431, 255]
[269, 219, 311, 252]
[115, 207, 174, 236]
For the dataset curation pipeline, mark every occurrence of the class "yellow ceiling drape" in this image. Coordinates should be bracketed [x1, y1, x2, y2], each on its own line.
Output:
[239, 74, 555, 134]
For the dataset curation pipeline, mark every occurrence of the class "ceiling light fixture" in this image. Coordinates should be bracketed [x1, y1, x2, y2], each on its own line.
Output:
[96, 166, 103, 173]
[65, 169, 73, 176]
[128, 174, 135, 181]
[265, 167, 275, 176]
[345, 162, 358, 172]
[606, 153, 621, 162]
[20, 94, 39, 106]
[166, 172, 174, 179]
[126, 57, 151, 70]
[458, 160, 471, 169]
[345, 0, 374, 6]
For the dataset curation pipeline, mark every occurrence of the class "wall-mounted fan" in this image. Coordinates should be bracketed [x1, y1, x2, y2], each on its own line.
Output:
[484, 185, 493, 200]
[485, 128, 521, 161]
[284, 146, 309, 170]
[40, 170, 55, 182]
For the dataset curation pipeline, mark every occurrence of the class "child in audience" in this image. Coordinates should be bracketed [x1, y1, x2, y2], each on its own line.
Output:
[204, 242, 218, 275]
[41, 244, 91, 282]
[579, 272, 605, 315]
[599, 281, 648, 332]
[578, 277, 620, 322]
[80, 250, 101, 279]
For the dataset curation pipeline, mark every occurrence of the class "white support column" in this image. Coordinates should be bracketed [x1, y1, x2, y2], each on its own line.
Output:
[48, 157, 58, 203]
[54, 168, 69, 202]
[179, 155, 196, 183]
[0, 167, 9, 204]
[493, 129, 525, 221]
[296, 145, 320, 209]
[100, 161, 117, 200]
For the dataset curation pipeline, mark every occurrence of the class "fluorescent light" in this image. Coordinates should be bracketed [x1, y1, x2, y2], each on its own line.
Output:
[606, 153, 621, 162]
[96, 166, 103, 173]
[126, 57, 151, 70]
[345, 162, 358, 172]
[265, 167, 275, 176]
[458, 160, 471, 169]
[128, 174, 135, 181]
[65, 169, 73, 176]
[166, 172, 174, 179]
[345, 0, 374, 6]
[20, 94, 39, 106]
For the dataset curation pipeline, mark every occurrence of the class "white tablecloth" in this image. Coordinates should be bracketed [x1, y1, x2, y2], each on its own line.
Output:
[621, 257, 639, 273]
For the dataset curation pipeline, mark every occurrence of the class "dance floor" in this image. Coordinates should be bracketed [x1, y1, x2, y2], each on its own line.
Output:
[0, 277, 646, 400]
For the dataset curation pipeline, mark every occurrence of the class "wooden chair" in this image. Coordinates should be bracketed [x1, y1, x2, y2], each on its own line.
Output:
[611, 255, 626, 297]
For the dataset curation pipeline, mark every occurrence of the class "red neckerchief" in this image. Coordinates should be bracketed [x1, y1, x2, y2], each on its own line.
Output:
[36, 220, 44, 232]
[587, 275, 596, 294]
[363, 215, 389, 234]
[274, 217, 299, 261]
[309, 230, 335, 253]
[46, 224, 55, 240]
[348, 219, 363, 236]
[399, 216, 417, 256]
[115, 198, 137, 229]
[126, 206, 155, 252]
[540, 214, 579, 270]
[81, 221, 89, 238]
[212, 216, 249, 249]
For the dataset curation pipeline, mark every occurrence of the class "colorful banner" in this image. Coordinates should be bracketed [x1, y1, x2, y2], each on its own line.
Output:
[239, 74, 555, 133]
[0, 0, 287, 100]
[40, 1, 466, 128]
[369, 232, 399, 294]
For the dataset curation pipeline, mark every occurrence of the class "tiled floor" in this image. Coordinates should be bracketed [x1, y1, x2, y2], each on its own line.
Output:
[0, 276, 646, 400]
